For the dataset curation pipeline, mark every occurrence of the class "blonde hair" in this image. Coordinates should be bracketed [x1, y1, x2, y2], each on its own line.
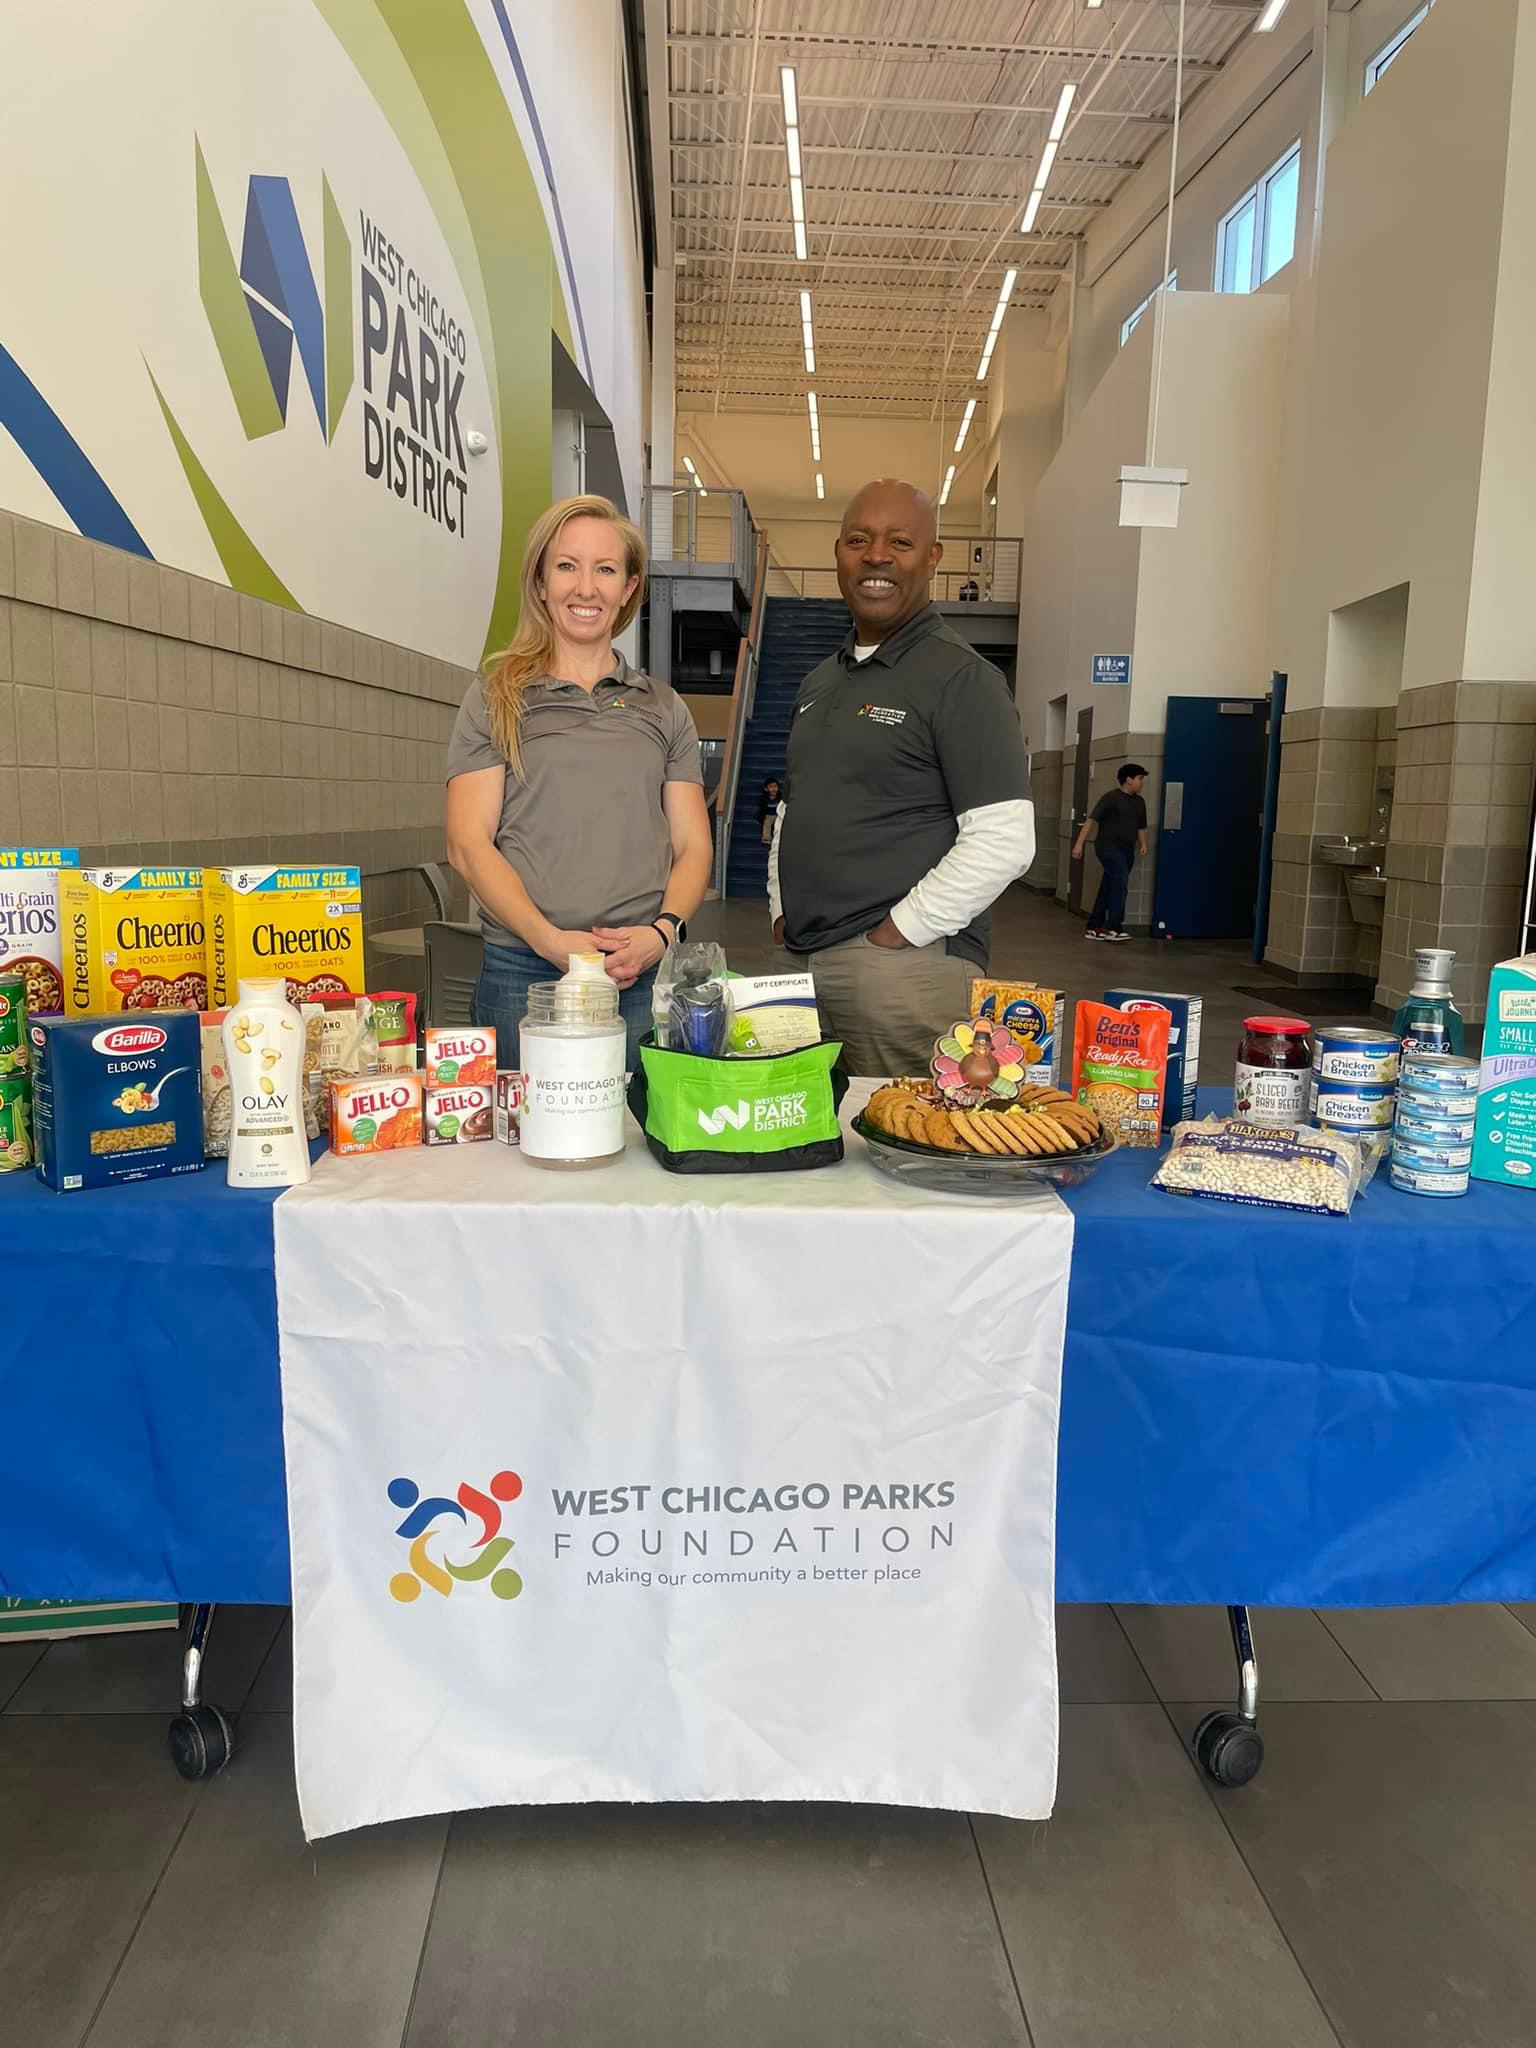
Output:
[484, 494, 648, 772]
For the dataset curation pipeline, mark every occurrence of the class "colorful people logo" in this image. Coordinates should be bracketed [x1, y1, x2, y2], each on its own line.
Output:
[387, 1468, 524, 1604]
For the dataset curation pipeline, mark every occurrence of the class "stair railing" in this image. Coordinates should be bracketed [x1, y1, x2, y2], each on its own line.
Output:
[711, 530, 771, 898]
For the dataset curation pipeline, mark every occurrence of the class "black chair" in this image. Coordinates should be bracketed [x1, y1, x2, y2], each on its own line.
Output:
[423, 921, 484, 1029]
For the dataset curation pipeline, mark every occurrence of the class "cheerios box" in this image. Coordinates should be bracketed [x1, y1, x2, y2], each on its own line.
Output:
[205, 865, 365, 1008]
[0, 847, 79, 1018]
[28, 1011, 204, 1191]
[59, 867, 208, 1016]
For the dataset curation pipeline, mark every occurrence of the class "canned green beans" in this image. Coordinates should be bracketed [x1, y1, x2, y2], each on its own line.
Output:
[0, 971, 27, 1076]
[0, 1069, 32, 1170]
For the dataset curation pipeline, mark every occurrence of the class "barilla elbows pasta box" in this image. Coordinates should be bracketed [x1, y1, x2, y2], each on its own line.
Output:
[205, 866, 364, 1008]
[0, 847, 79, 1018]
[60, 867, 207, 1015]
[1103, 988, 1204, 1128]
[29, 1012, 204, 1191]
[1472, 954, 1536, 1189]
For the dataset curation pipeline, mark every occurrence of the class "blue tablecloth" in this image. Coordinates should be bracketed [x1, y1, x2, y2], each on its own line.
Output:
[7, 1095, 1536, 1608]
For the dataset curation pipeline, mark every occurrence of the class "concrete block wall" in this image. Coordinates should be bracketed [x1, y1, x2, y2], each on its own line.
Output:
[1267, 705, 1392, 986]
[0, 513, 477, 997]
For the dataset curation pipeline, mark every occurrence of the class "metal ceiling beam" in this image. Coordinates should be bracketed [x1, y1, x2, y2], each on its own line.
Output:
[669, 90, 1173, 122]
[669, 140, 1145, 171]
[673, 179, 1113, 210]
[676, 219, 1084, 248]
[666, 29, 1223, 74]
[677, 252, 1070, 275]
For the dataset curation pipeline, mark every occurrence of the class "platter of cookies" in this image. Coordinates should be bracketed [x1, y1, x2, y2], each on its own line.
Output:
[852, 1017, 1116, 1193]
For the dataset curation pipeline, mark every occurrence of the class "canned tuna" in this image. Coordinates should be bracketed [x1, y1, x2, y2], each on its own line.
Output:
[1399, 1052, 1480, 1093]
[1394, 1103, 1476, 1146]
[1398, 1078, 1478, 1119]
[1391, 1135, 1473, 1172]
[1311, 1079, 1396, 1129]
[1313, 1027, 1399, 1088]
[1390, 1159, 1470, 1198]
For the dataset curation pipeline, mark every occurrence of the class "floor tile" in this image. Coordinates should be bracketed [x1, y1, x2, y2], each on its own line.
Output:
[1318, 1604, 1536, 1700]
[1507, 1603, 1536, 1641]
[5, 1604, 285, 1716]
[1169, 1700, 1536, 2048]
[242, 1611, 291, 1712]
[405, 1802, 1028, 2048]
[0, 1637, 46, 1709]
[1115, 1605, 1376, 1702]
[975, 1707, 1339, 2048]
[0, 1716, 201, 2048]
[87, 1713, 445, 2048]
[1056, 1603, 1155, 1703]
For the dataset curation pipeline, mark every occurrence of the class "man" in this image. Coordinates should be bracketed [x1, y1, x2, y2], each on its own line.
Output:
[767, 478, 1034, 1076]
[1071, 763, 1149, 942]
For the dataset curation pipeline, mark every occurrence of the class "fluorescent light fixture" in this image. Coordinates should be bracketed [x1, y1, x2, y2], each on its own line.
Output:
[975, 268, 1017, 380]
[1254, 0, 1290, 29]
[807, 390, 821, 461]
[681, 455, 706, 497]
[815, 471, 825, 500]
[781, 67, 807, 261]
[990, 494, 998, 507]
[799, 289, 813, 323]
[1085, 0, 1102, 8]
[785, 126, 802, 179]
[1035, 137, 1059, 191]
[801, 289, 816, 372]
[779, 66, 798, 126]
[789, 178, 806, 225]
[954, 397, 978, 453]
[793, 219, 808, 261]
[939, 464, 956, 507]
[1020, 187, 1043, 234]
[1048, 81, 1076, 144]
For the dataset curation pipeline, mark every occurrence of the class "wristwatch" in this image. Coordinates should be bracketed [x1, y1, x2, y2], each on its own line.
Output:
[652, 912, 687, 946]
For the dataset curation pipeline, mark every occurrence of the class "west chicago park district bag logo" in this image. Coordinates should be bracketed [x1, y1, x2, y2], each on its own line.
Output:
[386, 1469, 524, 1604]
[697, 1091, 809, 1137]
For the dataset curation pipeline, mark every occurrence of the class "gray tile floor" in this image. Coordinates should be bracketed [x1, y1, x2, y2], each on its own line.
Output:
[4, 892, 1527, 2046]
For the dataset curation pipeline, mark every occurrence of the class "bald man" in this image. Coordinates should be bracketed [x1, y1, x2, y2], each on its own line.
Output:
[767, 479, 1034, 1077]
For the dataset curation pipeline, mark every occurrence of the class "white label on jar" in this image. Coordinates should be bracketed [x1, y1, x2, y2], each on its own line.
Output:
[519, 1031, 626, 1160]
[1234, 1063, 1309, 1126]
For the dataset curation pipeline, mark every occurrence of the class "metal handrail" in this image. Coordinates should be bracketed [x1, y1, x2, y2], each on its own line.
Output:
[711, 531, 771, 895]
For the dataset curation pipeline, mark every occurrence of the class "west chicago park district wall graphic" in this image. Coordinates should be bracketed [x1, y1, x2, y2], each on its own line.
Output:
[0, 0, 598, 670]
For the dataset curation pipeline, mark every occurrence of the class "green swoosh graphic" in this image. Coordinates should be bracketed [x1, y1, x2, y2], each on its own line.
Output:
[148, 371, 300, 609]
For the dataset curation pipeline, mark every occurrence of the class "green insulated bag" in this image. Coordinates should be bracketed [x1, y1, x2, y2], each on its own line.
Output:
[630, 1037, 847, 1174]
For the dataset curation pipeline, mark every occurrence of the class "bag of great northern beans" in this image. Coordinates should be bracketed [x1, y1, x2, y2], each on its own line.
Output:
[1072, 999, 1170, 1148]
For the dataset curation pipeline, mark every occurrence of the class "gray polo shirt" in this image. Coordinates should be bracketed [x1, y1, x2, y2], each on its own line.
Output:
[446, 654, 701, 943]
[779, 604, 1027, 968]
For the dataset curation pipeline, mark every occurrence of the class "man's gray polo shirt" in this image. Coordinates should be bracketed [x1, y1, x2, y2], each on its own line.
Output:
[778, 604, 1027, 969]
[446, 655, 701, 943]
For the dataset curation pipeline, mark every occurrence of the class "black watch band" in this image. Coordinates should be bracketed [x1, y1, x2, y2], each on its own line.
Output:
[653, 913, 686, 945]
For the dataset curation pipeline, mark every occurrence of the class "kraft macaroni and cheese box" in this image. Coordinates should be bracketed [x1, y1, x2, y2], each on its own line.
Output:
[1104, 988, 1203, 1128]
[970, 979, 1061, 1083]
[60, 867, 207, 1015]
[28, 1011, 204, 1192]
[0, 847, 79, 1018]
[1472, 954, 1536, 1190]
[204, 865, 365, 1007]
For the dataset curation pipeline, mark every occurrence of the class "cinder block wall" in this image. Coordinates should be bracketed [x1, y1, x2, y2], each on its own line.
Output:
[0, 512, 478, 997]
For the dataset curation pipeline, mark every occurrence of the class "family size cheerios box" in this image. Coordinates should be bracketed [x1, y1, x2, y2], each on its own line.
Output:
[0, 847, 80, 1018]
[59, 867, 208, 1016]
[205, 865, 365, 1007]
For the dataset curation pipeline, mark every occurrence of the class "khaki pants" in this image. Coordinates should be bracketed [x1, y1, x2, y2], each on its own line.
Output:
[789, 935, 974, 1079]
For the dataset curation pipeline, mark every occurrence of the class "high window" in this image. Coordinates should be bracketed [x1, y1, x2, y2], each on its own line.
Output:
[1365, 4, 1434, 93]
[1120, 272, 1177, 346]
[1215, 143, 1301, 294]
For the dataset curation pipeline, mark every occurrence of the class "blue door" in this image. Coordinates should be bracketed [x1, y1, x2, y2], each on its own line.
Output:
[1153, 695, 1270, 941]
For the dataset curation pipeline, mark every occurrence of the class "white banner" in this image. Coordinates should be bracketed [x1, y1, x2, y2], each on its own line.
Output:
[274, 1108, 1073, 1839]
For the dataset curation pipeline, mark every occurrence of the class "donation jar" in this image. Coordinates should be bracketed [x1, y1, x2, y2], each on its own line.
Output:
[1234, 1015, 1312, 1127]
[518, 952, 626, 1170]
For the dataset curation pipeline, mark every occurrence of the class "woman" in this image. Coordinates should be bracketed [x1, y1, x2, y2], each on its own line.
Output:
[446, 494, 712, 1068]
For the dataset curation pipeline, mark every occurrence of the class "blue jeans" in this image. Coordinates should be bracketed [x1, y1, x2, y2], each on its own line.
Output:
[472, 939, 657, 1072]
[1089, 846, 1134, 932]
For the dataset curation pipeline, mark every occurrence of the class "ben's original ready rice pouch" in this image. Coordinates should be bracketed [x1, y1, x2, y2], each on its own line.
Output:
[632, 1037, 846, 1174]
[205, 865, 364, 1007]
[29, 1011, 204, 1191]
[1072, 999, 1169, 1148]
[1103, 987, 1203, 1128]
[1472, 953, 1536, 1190]
[60, 867, 207, 1015]
[0, 846, 79, 1018]
[970, 979, 1061, 1082]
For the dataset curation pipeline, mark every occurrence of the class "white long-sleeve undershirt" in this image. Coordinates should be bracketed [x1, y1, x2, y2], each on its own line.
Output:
[767, 797, 1036, 945]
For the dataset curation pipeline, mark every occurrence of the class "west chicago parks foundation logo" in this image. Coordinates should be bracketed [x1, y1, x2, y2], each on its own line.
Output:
[196, 143, 472, 537]
[386, 1469, 524, 1605]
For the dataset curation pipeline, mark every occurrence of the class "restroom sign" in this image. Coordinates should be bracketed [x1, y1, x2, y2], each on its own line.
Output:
[1091, 654, 1131, 686]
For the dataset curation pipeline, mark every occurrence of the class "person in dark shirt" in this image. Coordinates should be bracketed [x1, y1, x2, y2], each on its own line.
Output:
[758, 775, 784, 844]
[1071, 763, 1149, 942]
[767, 478, 1033, 1075]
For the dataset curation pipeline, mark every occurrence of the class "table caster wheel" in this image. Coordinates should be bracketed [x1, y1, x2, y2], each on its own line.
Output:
[1193, 1710, 1263, 1787]
[168, 1703, 234, 1781]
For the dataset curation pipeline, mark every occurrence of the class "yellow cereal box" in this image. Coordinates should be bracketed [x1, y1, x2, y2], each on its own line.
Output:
[60, 867, 208, 1015]
[970, 979, 1062, 1084]
[205, 865, 365, 1007]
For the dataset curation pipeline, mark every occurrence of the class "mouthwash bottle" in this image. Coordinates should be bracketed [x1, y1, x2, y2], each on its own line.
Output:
[1394, 947, 1465, 1056]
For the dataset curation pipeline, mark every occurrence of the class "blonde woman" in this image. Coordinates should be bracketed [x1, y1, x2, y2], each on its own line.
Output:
[446, 494, 711, 1066]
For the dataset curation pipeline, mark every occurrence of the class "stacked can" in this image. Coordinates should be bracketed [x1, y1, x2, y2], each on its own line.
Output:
[1389, 1050, 1480, 1198]
[0, 971, 32, 1172]
[1311, 1027, 1399, 1168]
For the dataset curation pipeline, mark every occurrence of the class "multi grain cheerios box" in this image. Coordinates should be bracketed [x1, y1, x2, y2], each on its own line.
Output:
[59, 867, 208, 1015]
[0, 847, 80, 1018]
[205, 865, 365, 1008]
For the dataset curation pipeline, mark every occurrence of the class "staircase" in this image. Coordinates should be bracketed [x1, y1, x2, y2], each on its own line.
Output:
[724, 596, 849, 897]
